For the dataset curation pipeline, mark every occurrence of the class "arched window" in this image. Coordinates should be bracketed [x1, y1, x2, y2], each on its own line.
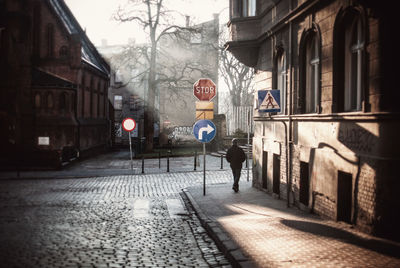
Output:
[344, 16, 364, 111]
[33, 4, 41, 56]
[299, 27, 321, 114]
[34, 93, 41, 109]
[334, 8, 366, 112]
[46, 24, 54, 57]
[46, 92, 54, 109]
[90, 77, 94, 117]
[274, 48, 286, 114]
[97, 82, 101, 116]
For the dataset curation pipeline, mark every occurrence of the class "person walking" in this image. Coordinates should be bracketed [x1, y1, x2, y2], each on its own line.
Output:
[226, 138, 246, 192]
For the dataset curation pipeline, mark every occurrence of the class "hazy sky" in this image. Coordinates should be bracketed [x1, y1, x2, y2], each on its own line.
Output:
[64, 0, 229, 46]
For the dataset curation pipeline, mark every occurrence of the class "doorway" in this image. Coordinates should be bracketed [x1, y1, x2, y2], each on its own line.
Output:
[273, 154, 280, 195]
[337, 171, 352, 223]
[262, 151, 268, 189]
[300, 161, 310, 206]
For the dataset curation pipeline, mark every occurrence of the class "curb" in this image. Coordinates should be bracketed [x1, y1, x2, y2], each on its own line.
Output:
[182, 188, 256, 268]
[0, 169, 232, 181]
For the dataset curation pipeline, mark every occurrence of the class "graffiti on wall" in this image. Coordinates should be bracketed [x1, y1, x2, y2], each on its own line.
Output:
[168, 126, 194, 141]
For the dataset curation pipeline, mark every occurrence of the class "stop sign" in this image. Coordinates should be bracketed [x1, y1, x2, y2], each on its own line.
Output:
[193, 78, 216, 101]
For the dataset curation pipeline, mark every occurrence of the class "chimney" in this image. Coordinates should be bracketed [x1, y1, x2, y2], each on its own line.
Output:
[213, 13, 219, 21]
[186, 16, 190, 27]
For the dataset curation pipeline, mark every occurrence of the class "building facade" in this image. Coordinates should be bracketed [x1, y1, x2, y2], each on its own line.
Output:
[97, 42, 146, 147]
[0, 0, 111, 168]
[227, 0, 400, 240]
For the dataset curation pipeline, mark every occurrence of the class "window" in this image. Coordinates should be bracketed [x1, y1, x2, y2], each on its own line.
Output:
[59, 46, 69, 58]
[35, 93, 41, 108]
[275, 49, 286, 114]
[129, 95, 141, 111]
[300, 28, 320, 114]
[242, 0, 256, 17]
[46, 92, 54, 109]
[344, 16, 363, 111]
[114, 95, 123, 110]
[33, 4, 41, 56]
[46, 24, 54, 57]
[190, 32, 202, 44]
[333, 8, 365, 112]
[115, 70, 123, 83]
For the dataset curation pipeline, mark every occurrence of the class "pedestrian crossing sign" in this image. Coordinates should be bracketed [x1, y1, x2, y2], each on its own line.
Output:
[258, 90, 281, 113]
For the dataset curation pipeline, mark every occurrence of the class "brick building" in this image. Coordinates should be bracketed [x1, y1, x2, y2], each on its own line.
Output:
[0, 0, 111, 168]
[226, 0, 400, 240]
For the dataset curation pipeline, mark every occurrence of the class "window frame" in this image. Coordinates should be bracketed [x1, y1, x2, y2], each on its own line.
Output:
[114, 95, 123, 110]
[241, 0, 256, 17]
[273, 46, 286, 115]
[46, 23, 54, 58]
[333, 6, 367, 113]
[299, 25, 321, 114]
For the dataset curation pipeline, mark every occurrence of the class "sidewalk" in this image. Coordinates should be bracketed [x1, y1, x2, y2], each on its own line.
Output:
[183, 179, 400, 268]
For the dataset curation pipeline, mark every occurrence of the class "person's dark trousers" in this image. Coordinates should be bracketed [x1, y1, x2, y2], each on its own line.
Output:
[232, 168, 242, 192]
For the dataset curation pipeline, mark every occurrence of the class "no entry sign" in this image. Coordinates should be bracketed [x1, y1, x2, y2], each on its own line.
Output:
[122, 118, 136, 132]
[193, 78, 216, 101]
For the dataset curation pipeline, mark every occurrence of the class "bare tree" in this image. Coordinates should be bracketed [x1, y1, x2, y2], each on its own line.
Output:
[114, 0, 197, 152]
[218, 27, 255, 108]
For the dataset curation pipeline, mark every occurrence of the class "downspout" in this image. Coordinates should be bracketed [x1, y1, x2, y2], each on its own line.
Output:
[287, 1, 294, 207]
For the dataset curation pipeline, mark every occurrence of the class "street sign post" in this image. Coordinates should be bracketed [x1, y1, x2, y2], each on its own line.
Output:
[193, 119, 216, 143]
[193, 78, 217, 102]
[122, 118, 136, 170]
[193, 119, 216, 195]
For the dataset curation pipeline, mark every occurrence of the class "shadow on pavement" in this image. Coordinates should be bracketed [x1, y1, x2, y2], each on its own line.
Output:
[281, 219, 400, 258]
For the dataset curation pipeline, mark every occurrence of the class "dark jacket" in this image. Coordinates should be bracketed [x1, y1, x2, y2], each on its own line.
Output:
[226, 144, 246, 169]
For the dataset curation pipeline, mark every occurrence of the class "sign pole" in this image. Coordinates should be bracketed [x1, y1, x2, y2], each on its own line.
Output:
[122, 118, 136, 171]
[247, 110, 250, 182]
[129, 131, 133, 170]
[193, 119, 216, 196]
[203, 142, 206, 196]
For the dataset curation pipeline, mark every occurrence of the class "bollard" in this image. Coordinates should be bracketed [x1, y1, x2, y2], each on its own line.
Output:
[246, 153, 248, 168]
[158, 151, 161, 169]
[194, 151, 197, 171]
[220, 154, 223, 169]
[141, 156, 144, 174]
[167, 150, 170, 172]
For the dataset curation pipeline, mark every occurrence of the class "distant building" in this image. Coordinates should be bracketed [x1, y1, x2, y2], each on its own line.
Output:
[158, 15, 220, 146]
[0, 0, 111, 168]
[97, 43, 147, 147]
[98, 15, 220, 148]
[227, 0, 400, 240]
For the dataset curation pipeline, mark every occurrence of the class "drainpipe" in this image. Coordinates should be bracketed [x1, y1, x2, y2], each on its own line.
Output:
[286, 2, 294, 208]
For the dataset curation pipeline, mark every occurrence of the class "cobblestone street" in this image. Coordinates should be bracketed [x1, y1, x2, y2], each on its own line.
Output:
[0, 171, 234, 268]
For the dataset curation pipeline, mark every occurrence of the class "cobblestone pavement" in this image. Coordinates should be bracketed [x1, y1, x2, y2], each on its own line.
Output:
[0, 171, 235, 268]
[0, 151, 252, 179]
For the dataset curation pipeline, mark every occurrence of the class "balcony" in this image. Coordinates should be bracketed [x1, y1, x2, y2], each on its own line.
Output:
[226, 16, 261, 67]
